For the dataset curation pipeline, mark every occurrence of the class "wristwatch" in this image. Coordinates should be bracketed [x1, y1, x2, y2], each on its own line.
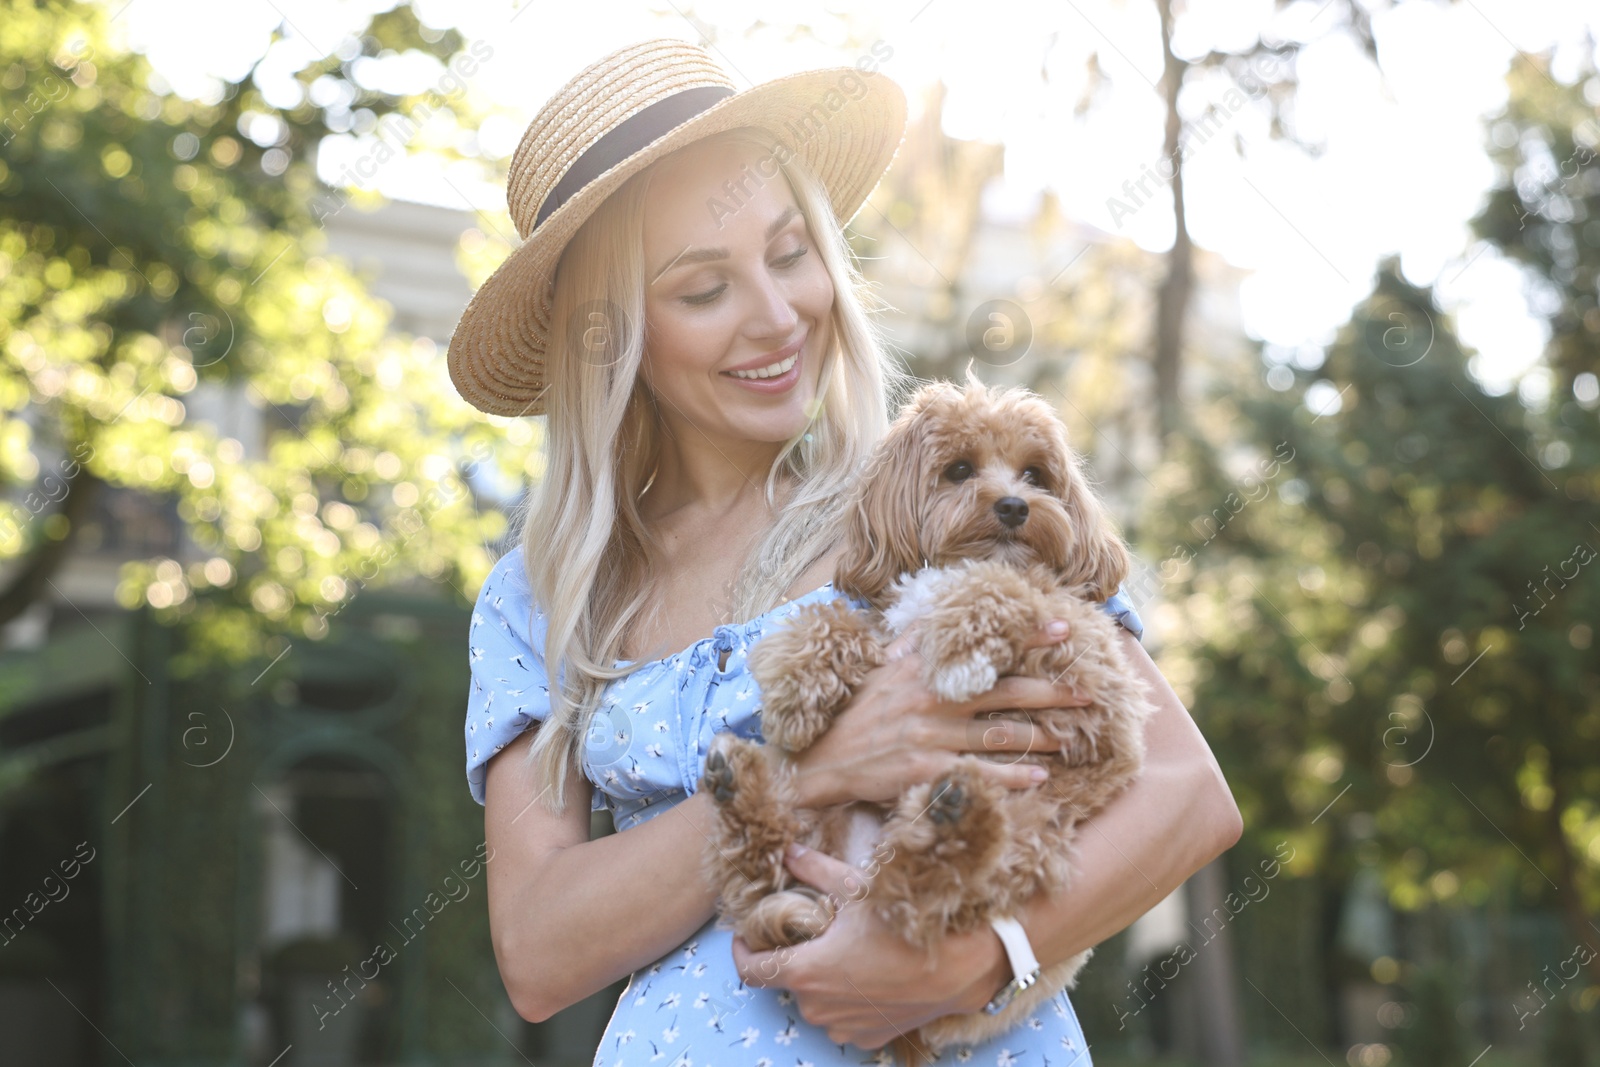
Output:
[982, 915, 1042, 1015]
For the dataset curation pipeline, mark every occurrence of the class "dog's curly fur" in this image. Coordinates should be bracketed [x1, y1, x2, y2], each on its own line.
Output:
[698, 378, 1155, 1066]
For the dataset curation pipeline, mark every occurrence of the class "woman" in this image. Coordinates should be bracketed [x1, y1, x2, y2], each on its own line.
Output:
[453, 39, 1241, 1066]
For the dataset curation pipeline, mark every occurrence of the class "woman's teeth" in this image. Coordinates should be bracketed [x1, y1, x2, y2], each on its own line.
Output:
[727, 354, 797, 380]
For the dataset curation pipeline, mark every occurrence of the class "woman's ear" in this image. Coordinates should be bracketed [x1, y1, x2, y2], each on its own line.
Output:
[834, 414, 931, 609]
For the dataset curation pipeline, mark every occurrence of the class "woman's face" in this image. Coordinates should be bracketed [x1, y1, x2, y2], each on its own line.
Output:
[639, 137, 834, 450]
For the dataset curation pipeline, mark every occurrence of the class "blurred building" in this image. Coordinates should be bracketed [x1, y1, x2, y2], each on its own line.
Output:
[0, 198, 618, 1067]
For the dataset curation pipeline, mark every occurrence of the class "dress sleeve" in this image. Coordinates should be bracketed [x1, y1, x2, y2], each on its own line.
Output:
[1099, 583, 1145, 642]
[465, 550, 554, 808]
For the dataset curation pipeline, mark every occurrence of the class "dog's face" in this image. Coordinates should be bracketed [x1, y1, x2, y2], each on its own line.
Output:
[836, 378, 1130, 607]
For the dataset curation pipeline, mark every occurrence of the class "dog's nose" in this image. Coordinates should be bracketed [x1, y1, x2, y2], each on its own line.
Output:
[994, 496, 1029, 528]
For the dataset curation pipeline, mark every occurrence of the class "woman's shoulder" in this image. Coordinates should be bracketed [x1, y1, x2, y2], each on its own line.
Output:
[475, 547, 544, 619]
[469, 548, 548, 665]
[482, 544, 531, 595]
[465, 548, 552, 808]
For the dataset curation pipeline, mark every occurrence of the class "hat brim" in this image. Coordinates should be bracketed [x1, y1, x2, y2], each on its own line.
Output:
[447, 66, 908, 418]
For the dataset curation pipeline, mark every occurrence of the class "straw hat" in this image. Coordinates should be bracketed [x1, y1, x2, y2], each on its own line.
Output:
[446, 38, 908, 417]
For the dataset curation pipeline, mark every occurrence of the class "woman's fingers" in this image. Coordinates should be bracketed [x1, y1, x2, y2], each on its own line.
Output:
[973, 754, 1051, 788]
[884, 621, 921, 663]
[975, 673, 1092, 711]
[925, 694, 1084, 754]
[922, 712, 1037, 756]
[1020, 617, 1072, 649]
[782, 843, 867, 902]
[733, 934, 803, 988]
[963, 713, 1044, 754]
[935, 716, 1053, 779]
[887, 620, 1083, 704]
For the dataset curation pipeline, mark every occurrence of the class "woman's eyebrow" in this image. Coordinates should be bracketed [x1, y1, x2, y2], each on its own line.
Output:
[650, 206, 802, 282]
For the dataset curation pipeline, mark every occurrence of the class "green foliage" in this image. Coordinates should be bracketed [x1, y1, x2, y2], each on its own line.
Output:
[1138, 47, 1600, 1022]
[0, 0, 532, 667]
[1471, 57, 1600, 398]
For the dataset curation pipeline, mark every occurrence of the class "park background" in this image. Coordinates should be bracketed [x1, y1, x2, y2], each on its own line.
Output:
[1, 0, 1598, 1064]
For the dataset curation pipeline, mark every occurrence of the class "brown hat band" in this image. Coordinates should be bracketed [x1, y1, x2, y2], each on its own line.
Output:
[534, 84, 737, 231]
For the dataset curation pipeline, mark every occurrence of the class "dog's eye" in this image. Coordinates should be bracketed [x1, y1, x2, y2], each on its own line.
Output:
[943, 460, 974, 483]
[1021, 466, 1047, 487]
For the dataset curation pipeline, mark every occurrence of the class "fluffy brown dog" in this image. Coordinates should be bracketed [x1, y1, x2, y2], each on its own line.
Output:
[698, 377, 1154, 1066]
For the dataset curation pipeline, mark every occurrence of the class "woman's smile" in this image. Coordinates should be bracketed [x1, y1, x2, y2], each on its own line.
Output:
[720, 332, 806, 392]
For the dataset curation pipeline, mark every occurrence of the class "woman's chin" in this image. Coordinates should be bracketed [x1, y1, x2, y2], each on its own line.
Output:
[722, 384, 818, 441]
[732, 414, 812, 447]
[654, 377, 821, 449]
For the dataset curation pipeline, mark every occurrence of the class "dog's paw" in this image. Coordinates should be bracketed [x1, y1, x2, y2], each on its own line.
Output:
[930, 653, 998, 703]
[927, 774, 969, 825]
[700, 746, 738, 804]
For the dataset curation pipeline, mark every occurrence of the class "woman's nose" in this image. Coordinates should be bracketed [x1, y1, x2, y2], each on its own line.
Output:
[742, 268, 800, 340]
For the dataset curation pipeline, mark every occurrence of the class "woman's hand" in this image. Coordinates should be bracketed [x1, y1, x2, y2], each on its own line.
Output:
[789, 618, 1086, 808]
[731, 842, 1009, 1049]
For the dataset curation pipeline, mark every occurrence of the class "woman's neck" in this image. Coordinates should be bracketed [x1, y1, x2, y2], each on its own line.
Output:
[639, 437, 789, 523]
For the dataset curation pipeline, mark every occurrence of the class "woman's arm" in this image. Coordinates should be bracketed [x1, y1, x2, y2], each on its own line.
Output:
[1000, 628, 1242, 976]
[484, 616, 1077, 1023]
[735, 628, 1243, 1047]
[484, 724, 723, 1022]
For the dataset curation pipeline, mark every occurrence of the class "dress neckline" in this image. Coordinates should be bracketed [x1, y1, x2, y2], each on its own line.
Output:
[611, 580, 838, 669]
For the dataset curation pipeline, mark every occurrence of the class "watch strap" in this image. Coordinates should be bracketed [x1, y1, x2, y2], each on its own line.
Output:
[983, 915, 1042, 1015]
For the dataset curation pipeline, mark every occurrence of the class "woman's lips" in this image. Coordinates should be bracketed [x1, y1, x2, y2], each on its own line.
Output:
[720, 340, 803, 394]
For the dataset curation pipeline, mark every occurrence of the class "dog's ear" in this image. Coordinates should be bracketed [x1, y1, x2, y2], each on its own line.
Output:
[1066, 499, 1132, 602]
[1052, 427, 1132, 601]
[835, 407, 933, 608]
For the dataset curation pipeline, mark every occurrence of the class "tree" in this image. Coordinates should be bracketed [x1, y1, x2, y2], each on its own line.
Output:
[1141, 0, 1368, 445]
[1141, 47, 1600, 1027]
[0, 0, 531, 672]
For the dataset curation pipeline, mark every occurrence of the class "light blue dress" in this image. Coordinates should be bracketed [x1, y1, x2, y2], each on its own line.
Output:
[465, 548, 1145, 1067]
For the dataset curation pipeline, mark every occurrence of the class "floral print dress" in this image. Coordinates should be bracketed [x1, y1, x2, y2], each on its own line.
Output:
[465, 548, 1146, 1067]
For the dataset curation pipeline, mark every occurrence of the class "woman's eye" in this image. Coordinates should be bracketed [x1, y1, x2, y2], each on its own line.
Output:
[678, 247, 806, 306]
[680, 284, 726, 307]
[944, 460, 974, 482]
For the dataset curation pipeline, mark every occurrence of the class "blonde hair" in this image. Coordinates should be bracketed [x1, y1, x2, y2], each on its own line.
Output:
[515, 126, 912, 814]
